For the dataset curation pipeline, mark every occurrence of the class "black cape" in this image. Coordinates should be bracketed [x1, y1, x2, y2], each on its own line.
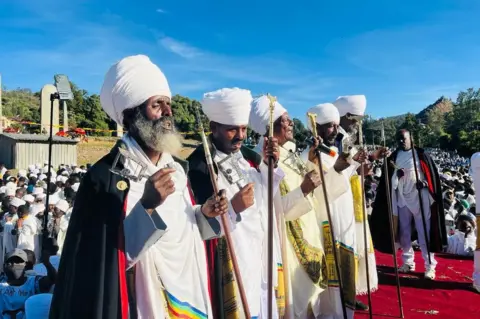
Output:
[187, 144, 262, 319]
[49, 141, 188, 319]
[370, 147, 447, 254]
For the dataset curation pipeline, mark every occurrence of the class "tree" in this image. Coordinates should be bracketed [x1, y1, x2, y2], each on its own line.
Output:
[293, 118, 311, 150]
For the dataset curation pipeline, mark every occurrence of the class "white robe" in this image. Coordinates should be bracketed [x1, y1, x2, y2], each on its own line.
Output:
[275, 142, 348, 319]
[17, 215, 38, 252]
[214, 149, 283, 319]
[121, 135, 215, 319]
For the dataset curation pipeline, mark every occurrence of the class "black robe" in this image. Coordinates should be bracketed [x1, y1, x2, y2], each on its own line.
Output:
[49, 141, 189, 319]
[187, 144, 262, 319]
[370, 147, 447, 254]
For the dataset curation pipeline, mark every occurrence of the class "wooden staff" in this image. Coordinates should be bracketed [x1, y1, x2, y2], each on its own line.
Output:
[410, 132, 432, 265]
[357, 121, 373, 319]
[266, 94, 276, 319]
[381, 123, 404, 318]
[195, 108, 251, 318]
[307, 112, 348, 319]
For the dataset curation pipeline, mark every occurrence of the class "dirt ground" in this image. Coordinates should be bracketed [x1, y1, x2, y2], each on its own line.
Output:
[77, 137, 200, 166]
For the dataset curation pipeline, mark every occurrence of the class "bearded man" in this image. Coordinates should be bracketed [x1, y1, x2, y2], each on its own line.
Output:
[332, 95, 382, 309]
[249, 96, 350, 318]
[306, 103, 368, 319]
[187, 88, 284, 319]
[50, 55, 228, 319]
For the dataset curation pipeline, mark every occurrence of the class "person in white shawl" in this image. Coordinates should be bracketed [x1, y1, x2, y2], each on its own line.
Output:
[332, 95, 379, 308]
[16, 204, 38, 253]
[50, 200, 70, 255]
[304, 103, 363, 319]
[250, 96, 350, 319]
[471, 152, 480, 293]
[3, 197, 25, 261]
[187, 88, 284, 319]
[50, 55, 228, 319]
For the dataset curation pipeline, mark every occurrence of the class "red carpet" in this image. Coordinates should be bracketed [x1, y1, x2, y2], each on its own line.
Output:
[356, 250, 480, 318]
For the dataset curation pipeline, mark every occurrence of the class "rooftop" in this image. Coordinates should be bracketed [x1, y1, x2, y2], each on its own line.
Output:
[0, 133, 79, 144]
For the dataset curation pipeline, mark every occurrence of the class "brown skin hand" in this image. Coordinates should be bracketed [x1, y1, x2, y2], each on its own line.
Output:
[210, 122, 248, 155]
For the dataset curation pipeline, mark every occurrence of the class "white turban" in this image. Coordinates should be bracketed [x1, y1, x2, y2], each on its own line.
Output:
[33, 187, 44, 196]
[471, 152, 480, 215]
[100, 55, 171, 125]
[36, 193, 46, 201]
[201, 88, 252, 126]
[18, 169, 27, 178]
[25, 294, 53, 319]
[6, 188, 15, 197]
[333, 95, 367, 117]
[49, 194, 60, 206]
[28, 165, 35, 172]
[56, 199, 69, 213]
[10, 197, 26, 208]
[306, 103, 340, 131]
[23, 194, 35, 203]
[249, 95, 287, 136]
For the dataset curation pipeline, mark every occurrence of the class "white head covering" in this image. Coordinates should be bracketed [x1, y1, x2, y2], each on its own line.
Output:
[61, 171, 69, 177]
[71, 183, 80, 192]
[100, 55, 171, 125]
[25, 293, 53, 319]
[10, 197, 26, 208]
[6, 188, 15, 197]
[38, 174, 47, 181]
[33, 187, 44, 196]
[249, 95, 287, 136]
[36, 193, 46, 201]
[201, 88, 252, 126]
[28, 165, 35, 172]
[333, 95, 367, 117]
[56, 199, 69, 213]
[23, 194, 35, 204]
[0, 186, 5, 194]
[18, 169, 27, 178]
[49, 194, 60, 206]
[306, 103, 340, 130]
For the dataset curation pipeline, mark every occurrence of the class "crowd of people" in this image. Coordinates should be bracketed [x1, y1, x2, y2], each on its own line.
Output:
[0, 162, 87, 318]
[0, 54, 477, 318]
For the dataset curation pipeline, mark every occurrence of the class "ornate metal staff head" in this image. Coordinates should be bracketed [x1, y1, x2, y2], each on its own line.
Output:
[307, 112, 318, 137]
[266, 93, 277, 138]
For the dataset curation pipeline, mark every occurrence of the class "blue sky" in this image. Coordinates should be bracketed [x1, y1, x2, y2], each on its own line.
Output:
[1, 0, 479, 121]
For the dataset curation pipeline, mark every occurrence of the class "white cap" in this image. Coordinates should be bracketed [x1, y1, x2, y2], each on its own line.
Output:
[10, 197, 26, 208]
[55, 199, 70, 213]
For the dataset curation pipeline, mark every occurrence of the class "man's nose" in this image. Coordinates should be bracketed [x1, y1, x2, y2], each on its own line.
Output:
[161, 105, 172, 117]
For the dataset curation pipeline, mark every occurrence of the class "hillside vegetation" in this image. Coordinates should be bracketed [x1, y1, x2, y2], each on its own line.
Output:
[2, 83, 479, 157]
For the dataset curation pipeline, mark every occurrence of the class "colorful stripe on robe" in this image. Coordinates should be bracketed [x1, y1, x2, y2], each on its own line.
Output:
[165, 291, 208, 319]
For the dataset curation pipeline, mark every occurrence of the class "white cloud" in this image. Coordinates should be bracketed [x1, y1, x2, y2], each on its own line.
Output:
[156, 9, 166, 14]
[159, 37, 203, 59]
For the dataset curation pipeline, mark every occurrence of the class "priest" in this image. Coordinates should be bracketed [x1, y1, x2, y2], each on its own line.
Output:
[370, 129, 447, 280]
[333, 95, 380, 308]
[306, 103, 365, 319]
[187, 88, 284, 319]
[50, 55, 228, 319]
[249, 96, 350, 318]
[471, 152, 480, 292]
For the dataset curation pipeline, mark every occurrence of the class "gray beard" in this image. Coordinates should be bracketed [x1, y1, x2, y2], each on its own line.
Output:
[131, 114, 183, 156]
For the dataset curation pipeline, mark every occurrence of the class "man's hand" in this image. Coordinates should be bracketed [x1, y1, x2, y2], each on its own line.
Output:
[308, 136, 323, 163]
[300, 170, 321, 195]
[334, 154, 350, 173]
[231, 183, 255, 214]
[416, 181, 428, 189]
[353, 148, 367, 163]
[370, 147, 390, 161]
[396, 169, 405, 179]
[141, 168, 176, 213]
[263, 137, 280, 165]
[201, 190, 229, 218]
